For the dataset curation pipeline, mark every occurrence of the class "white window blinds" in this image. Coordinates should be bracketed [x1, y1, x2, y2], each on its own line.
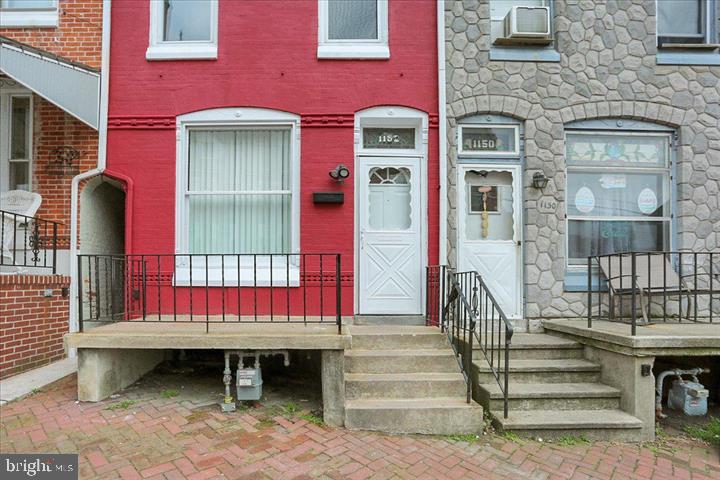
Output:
[187, 129, 292, 254]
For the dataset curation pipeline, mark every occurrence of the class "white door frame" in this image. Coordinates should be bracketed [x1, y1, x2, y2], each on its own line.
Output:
[353, 106, 429, 315]
[456, 163, 524, 319]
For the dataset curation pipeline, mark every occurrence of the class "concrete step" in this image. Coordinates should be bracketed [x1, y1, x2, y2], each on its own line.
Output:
[481, 382, 622, 411]
[474, 347, 583, 361]
[353, 315, 425, 326]
[345, 349, 459, 374]
[492, 409, 643, 441]
[474, 359, 601, 384]
[475, 333, 584, 360]
[345, 397, 484, 435]
[345, 372, 467, 400]
[349, 326, 449, 350]
[473, 333, 583, 358]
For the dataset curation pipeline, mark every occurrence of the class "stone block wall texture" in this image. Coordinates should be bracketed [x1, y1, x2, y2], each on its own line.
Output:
[0, 275, 70, 379]
[445, 0, 720, 319]
[1, 0, 102, 245]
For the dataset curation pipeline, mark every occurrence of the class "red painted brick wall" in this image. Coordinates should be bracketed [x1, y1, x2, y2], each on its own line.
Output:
[0, 275, 70, 379]
[107, 1, 440, 316]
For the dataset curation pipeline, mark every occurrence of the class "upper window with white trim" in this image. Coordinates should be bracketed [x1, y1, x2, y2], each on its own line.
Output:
[318, 0, 389, 59]
[147, 0, 218, 61]
[657, 0, 719, 48]
[0, 0, 58, 27]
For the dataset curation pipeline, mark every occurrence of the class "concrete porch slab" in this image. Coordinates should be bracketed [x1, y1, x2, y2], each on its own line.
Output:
[543, 319, 720, 356]
[66, 319, 352, 350]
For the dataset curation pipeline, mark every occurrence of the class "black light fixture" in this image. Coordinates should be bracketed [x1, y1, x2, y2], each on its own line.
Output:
[329, 164, 350, 183]
[532, 171, 549, 190]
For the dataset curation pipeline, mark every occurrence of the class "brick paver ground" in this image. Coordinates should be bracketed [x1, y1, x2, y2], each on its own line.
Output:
[1, 375, 718, 480]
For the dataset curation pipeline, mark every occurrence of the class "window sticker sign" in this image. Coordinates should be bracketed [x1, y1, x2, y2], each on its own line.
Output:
[599, 174, 626, 189]
[637, 188, 658, 215]
[574, 186, 595, 213]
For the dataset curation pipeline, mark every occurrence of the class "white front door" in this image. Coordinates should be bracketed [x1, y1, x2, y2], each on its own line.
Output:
[458, 165, 522, 318]
[357, 157, 423, 314]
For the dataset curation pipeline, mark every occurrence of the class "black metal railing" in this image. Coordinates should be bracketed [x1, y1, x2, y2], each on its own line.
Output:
[1, 210, 60, 273]
[588, 251, 719, 335]
[78, 253, 343, 334]
[426, 265, 514, 417]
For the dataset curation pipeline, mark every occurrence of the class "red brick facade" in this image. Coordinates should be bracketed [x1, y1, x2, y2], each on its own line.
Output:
[0, 275, 70, 379]
[1, 0, 102, 236]
[0, 0, 102, 69]
[32, 97, 99, 243]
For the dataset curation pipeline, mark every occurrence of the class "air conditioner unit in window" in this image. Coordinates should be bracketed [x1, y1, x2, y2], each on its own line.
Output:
[503, 6, 551, 40]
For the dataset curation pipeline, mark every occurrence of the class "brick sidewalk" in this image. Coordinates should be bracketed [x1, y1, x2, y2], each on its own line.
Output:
[1, 375, 718, 480]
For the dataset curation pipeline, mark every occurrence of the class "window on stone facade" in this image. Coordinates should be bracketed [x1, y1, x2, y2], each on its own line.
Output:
[0, 0, 57, 27]
[318, 0, 389, 59]
[657, 0, 719, 47]
[565, 131, 673, 266]
[147, 0, 218, 60]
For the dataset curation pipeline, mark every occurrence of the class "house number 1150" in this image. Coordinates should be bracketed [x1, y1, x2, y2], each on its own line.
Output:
[539, 199, 557, 212]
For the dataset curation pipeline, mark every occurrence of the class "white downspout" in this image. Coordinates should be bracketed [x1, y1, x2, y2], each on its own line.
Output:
[68, 0, 111, 341]
[437, 0, 448, 264]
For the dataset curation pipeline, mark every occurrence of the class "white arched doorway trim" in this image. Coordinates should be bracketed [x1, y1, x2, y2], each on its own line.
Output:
[353, 106, 429, 315]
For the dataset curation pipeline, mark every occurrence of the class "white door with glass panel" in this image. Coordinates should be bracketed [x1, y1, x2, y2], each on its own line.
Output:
[358, 158, 423, 314]
[458, 165, 522, 318]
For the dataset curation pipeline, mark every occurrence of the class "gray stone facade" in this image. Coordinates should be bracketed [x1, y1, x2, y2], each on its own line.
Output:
[445, 0, 720, 319]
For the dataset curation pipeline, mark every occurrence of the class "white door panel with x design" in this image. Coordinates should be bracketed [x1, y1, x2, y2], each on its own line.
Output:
[358, 158, 423, 314]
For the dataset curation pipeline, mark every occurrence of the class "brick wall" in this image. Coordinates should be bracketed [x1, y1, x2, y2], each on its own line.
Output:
[0, 0, 102, 68]
[33, 96, 99, 244]
[0, 275, 70, 379]
[1, 0, 103, 244]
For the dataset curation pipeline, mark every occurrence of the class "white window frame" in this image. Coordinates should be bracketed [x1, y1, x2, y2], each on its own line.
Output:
[0, 89, 33, 193]
[174, 108, 301, 286]
[318, 0, 389, 59]
[564, 130, 674, 268]
[457, 124, 520, 157]
[146, 0, 219, 61]
[656, 0, 718, 47]
[0, 0, 58, 27]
